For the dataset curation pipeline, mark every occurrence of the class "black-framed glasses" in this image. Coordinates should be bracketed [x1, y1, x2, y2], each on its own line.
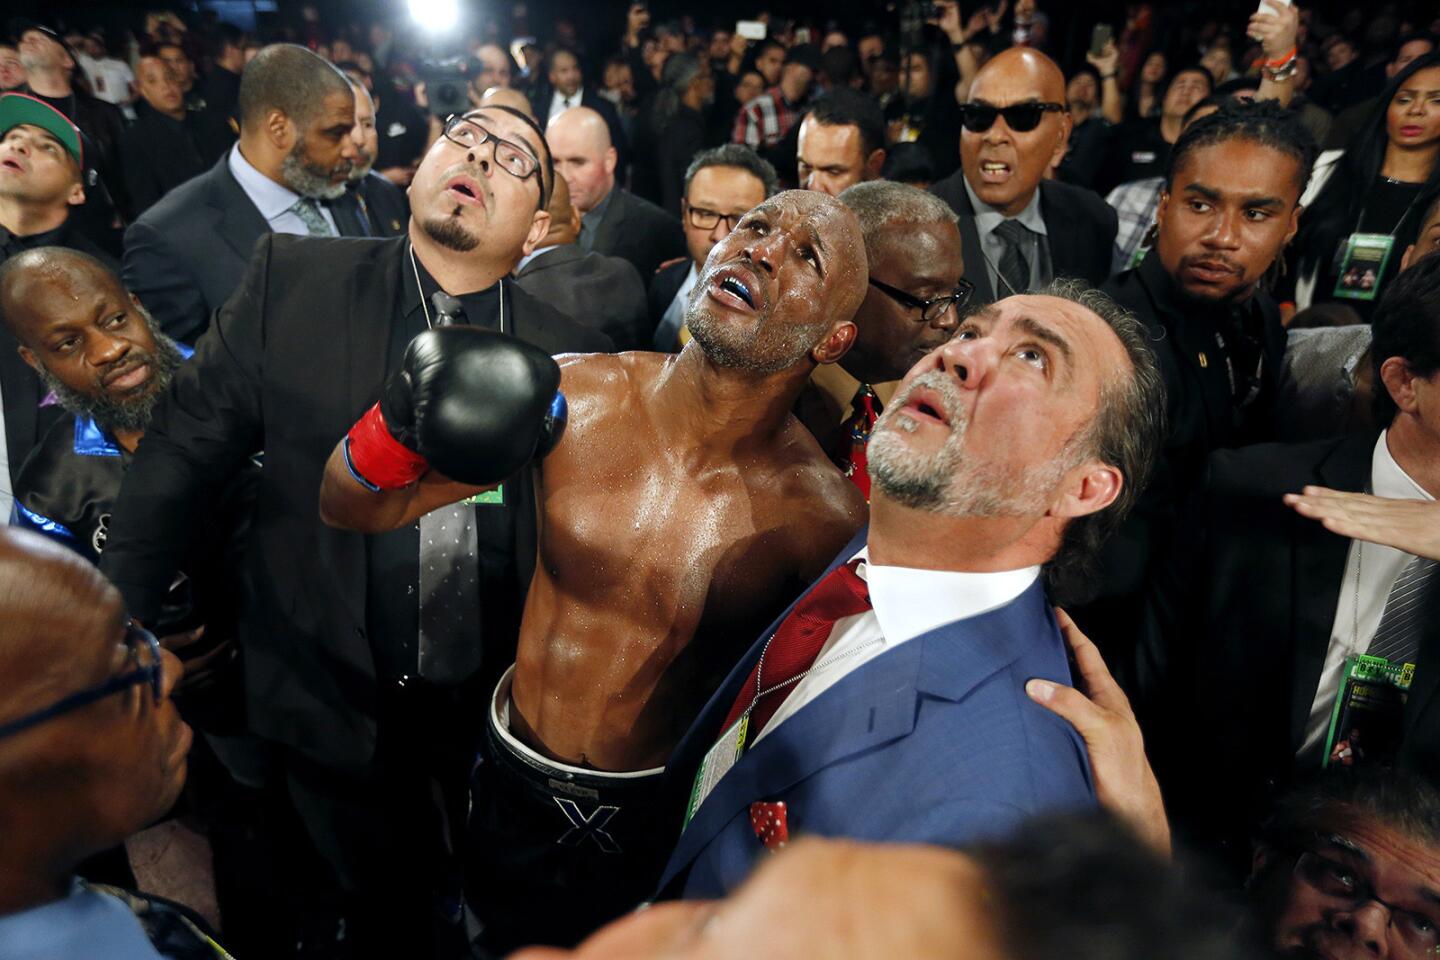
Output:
[1294, 846, 1440, 956]
[685, 204, 745, 233]
[0, 620, 163, 740]
[869, 276, 974, 322]
[959, 101, 1068, 133]
[441, 114, 545, 200]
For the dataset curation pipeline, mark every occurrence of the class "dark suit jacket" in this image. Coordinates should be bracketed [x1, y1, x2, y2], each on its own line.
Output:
[328, 172, 410, 238]
[122, 155, 269, 346]
[657, 529, 1095, 898]
[119, 101, 209, 216]
[1139, 434, 1440, 873]
[98, 235, 611, 772]
[588, 187, 686, 283]
[646, 259, 691, 351]
[929, 171, 1117, 303]
[513, 245, 647, 350]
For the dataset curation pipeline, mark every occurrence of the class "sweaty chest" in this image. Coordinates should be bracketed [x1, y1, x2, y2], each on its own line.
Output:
[538, 442, 803, 631]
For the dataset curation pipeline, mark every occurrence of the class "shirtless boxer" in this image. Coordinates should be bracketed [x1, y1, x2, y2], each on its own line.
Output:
[319, 188, 870, 948]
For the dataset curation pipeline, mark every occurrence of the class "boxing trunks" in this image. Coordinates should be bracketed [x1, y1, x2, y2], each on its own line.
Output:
[465, 664, 672, 952]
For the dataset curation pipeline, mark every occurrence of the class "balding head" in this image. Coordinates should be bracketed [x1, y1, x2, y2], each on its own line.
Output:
[962, 47, 1072, 218]
[237, 44, 359, 199]
[0, 529, 189, 895]
[0, 247, 181, 437]
[685, 189, 867, 376]
[479, 85, 535, 119]
[547, 106, 616, 214]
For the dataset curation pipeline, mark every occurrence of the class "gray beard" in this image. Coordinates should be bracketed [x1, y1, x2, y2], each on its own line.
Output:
[683, 279, 828, 375]
[281, 145, 349, 200]
[36, 312, 184, 437]
[867, 371, 1074, 517]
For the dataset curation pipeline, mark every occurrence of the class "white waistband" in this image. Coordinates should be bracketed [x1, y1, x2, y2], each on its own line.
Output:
[490, 664, 665, 779]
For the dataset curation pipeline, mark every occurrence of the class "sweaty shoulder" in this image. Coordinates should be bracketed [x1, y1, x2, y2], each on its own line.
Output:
[772, 419, 867, 577]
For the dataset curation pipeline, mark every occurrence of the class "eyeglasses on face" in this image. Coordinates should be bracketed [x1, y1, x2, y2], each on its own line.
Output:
[1294, 847, 1440, 956]
[959, 101, 1068, 134]
[0, 620, 163, 741]
[685, 204, 746, 233]
[441, 114, 545, 199]
[868, 276, 975, 322]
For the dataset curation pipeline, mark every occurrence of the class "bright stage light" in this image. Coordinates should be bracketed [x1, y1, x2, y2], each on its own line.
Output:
[408, 0, 461, 33]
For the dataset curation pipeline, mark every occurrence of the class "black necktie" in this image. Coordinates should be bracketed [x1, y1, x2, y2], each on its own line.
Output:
[994, 219, 1032, 297]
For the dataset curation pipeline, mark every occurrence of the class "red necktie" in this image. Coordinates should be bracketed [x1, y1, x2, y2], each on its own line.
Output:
[842, 386, 880, 500]
[721, 560, 871, 740]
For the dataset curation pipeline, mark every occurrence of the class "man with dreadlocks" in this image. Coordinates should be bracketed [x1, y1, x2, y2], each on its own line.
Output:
[1071, 99, 1319, 655]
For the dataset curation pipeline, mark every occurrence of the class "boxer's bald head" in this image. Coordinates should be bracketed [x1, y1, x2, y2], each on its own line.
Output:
[686, 189, 867, 376]
[547, 106, 616, 215]
[478, 85, 534, 119]
[962, 48, 1072, 218]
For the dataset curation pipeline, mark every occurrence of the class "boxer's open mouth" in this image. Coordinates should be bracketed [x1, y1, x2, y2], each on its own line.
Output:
[719, 275, 754, 308]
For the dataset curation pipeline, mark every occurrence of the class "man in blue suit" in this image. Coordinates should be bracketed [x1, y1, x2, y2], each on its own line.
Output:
[659, 279, 1167, 898]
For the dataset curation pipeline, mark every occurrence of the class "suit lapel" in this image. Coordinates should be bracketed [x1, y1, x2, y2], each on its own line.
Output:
[956, 212, 995, 304]
[210, 159, 270, 261]
[1287, 435, 1374, 747]
[592, 189, 626, 258]
[1037, 183, 1072, 277]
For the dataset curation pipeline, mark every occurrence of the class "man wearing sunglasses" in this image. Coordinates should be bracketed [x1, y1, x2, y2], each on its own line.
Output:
[930, 48, 1116, 305]
[0, 527, 210, 958]
[799, 180, 969, 499]
[99, 103, 610, 959]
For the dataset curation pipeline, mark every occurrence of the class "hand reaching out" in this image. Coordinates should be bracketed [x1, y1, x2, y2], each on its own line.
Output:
[1086, 39, 1120, 77]
[1248, 1, 1300, 59]
[1284, 486, 1440, 561]
[1027, 609, 1171, 856]
[929, 1, 965, 43]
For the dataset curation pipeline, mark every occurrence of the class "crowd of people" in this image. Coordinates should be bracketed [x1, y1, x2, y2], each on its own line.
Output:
[1, 0, 1440, 957]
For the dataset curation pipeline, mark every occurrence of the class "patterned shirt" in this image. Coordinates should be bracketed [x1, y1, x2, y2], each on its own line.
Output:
[732, 86, 805, 149]
[1105, 176, 1164, 274]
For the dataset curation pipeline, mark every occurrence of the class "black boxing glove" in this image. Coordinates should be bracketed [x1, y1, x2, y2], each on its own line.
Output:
[344, 327, 567, 489]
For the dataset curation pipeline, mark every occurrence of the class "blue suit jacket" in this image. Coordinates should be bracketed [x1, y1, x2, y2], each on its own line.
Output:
[657, 530, 1097, 898]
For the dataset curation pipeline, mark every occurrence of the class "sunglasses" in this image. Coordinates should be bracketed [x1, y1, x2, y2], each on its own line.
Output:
[959, 101, 1067, 133]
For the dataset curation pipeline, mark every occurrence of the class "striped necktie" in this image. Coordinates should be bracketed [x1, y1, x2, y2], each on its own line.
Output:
[1368, 555, 1438, 666]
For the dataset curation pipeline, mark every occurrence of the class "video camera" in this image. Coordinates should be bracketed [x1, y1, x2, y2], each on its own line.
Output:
[419, 57, 476, 117]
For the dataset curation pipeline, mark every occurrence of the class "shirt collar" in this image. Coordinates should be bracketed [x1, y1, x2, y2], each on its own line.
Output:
[517, 243, 561, 273]
[850, 544, 1041, 646]
[962, 173, 1047, 237]
[227, 142, 304, 223]
[1375, 430, 1434, 501]
[582, 185, 615, 227]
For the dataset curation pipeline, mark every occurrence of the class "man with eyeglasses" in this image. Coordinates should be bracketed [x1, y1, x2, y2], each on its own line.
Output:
[798, 180, 969, 499]
[930, 47, 1116, 305]
[0, 527, 213, 959]
[99, 103, 610, 959]
[1247, 768, 1440, 960]
[649, 143, 778, 351]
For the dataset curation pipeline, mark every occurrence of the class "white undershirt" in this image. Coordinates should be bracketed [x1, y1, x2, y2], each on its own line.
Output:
[1298, 431, 1434, 759]
[753, 546, 1040, 745]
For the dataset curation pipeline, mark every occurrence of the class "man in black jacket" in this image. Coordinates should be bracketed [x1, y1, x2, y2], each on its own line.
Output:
[930, 48, 1115, 303]
[1083, 101, 1316, 658]
[548, 105, 684, 280]
[329, 75, 407, 238]
[99, 104, 610, 959]
[122, 44, 364, 346]
[119, 57, 207, 215]
[531, 47, 629, 178]
[1140, 254, 1440, 876]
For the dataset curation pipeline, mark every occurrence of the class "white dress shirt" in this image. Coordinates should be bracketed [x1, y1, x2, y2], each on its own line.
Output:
[515, 243, 561, 274]
[547, 89, 582, 126]
[226, 143, 338, 237]
[753, 546, 1041, 745]
[961, 175, 1052, 297]
[1298, 431, 1435, 759]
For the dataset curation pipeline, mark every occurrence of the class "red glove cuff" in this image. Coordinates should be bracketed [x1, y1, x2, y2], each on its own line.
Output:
[345, 403, 428, 490]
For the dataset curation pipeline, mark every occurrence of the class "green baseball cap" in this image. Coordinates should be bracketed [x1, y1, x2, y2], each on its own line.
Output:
[0, 92, 84, 169]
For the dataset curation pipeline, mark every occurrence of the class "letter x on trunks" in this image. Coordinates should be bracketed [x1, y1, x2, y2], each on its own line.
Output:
[552, 798, 622, 853]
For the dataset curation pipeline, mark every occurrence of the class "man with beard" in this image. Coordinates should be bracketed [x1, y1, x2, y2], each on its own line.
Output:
[657, 280, 1166, 899]
[1079, 100, 1315, 657]
[98, 103, 609, 960]
[329, 75, 408, 237]
[122, 43, 363, 345]
[318, 189, 871, 950]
